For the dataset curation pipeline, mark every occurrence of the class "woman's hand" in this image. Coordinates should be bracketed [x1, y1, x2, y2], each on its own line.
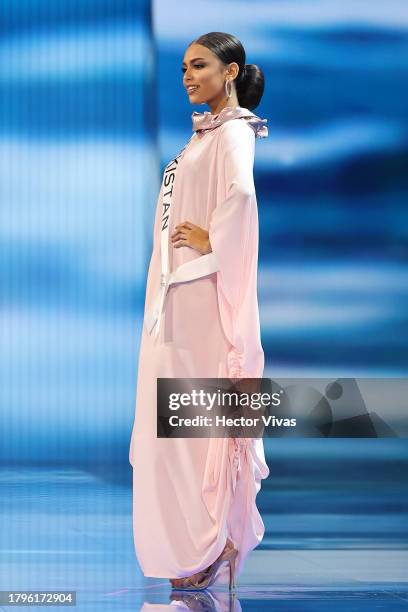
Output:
[171, 221, 212, 255]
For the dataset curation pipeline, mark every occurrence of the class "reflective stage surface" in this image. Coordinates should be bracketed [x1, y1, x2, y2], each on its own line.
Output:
[1, 460, 407, 611]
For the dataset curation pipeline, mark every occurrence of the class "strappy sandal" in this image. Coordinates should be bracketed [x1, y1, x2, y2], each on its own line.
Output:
[170, 538, 238, 592]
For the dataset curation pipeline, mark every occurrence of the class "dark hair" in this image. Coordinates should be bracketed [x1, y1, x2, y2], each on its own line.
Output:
[188, 31, 265, 111]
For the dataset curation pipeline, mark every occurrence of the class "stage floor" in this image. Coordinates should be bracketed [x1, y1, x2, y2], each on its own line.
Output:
[1, 467, 407, 610]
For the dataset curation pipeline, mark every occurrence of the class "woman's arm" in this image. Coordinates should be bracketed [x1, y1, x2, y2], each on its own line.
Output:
[209, 119, 263, 378]
[208, 119, 256, 309]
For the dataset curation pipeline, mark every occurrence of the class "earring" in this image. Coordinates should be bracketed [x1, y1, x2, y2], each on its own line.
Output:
[225, 79, 232, 99]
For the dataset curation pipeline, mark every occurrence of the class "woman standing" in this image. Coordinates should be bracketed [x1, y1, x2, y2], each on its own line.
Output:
[129, 32, 269, 590]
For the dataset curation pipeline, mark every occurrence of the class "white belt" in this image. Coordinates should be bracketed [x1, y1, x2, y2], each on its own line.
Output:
[145, 252, 219, 337]
[144, 134, 219, 338]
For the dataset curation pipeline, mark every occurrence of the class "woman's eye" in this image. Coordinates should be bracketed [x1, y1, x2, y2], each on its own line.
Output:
[181, 64, 204, 73]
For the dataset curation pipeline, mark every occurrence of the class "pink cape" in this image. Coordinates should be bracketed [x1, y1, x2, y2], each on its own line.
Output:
[129, 106, 270, 582]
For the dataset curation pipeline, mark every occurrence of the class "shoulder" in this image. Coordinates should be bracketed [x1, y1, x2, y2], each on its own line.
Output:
[219, 118, 255, 138]
[218, 119, 255, 152]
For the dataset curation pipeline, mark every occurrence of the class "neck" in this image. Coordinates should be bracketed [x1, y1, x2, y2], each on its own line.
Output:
[210, 104, 238, 115]
[208, 91, 240, 115]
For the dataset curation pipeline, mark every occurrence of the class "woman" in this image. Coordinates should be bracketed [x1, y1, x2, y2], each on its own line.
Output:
[129, 31, 269, 591]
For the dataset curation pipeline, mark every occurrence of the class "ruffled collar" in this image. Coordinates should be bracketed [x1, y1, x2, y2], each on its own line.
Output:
[191, 105, 268, 139]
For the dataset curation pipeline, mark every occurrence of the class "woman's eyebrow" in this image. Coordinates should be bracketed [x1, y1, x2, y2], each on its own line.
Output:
[182, 57, 206, 66]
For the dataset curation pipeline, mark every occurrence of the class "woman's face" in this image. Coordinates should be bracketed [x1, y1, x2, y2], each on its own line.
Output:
[182, 43, 236, 106]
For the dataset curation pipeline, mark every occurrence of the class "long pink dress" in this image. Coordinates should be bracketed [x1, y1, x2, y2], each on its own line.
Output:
[129, 105, 270, 583]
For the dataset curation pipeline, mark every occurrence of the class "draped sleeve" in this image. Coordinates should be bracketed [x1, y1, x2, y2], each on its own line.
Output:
[208, 119, 264, 379]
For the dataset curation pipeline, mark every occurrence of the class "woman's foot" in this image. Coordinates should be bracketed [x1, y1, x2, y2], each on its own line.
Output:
[224, 537, 235, 553]
[169, 538, 236, 589]
[170, 568, 209, 589]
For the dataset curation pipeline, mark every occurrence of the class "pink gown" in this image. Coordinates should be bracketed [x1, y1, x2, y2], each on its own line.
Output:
[129, 105, 270, 582]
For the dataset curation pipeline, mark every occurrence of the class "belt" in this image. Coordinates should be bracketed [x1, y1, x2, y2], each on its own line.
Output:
[144, 252, 219, 337]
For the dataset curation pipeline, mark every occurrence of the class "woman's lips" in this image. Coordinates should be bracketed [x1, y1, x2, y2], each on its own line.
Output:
[187, 86, 199, 95]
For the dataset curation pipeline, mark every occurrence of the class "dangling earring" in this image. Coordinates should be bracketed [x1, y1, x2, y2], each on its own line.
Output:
[225, 79, 232, 99]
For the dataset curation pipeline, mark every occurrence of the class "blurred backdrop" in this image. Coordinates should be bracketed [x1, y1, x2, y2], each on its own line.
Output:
[1, 0, 407, 562]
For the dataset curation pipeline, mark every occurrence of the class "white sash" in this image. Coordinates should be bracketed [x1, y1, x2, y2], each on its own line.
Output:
[145, 136, 220, 337]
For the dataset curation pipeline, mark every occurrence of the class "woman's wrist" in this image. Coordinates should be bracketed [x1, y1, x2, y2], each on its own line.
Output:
[202, 238, 212, 254]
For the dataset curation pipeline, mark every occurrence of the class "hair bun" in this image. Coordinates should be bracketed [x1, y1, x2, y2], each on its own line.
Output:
[236, 63, 265, 110]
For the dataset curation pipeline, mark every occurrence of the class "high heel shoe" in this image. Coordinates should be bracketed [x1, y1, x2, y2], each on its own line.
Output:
[170, 540, 238, 592]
